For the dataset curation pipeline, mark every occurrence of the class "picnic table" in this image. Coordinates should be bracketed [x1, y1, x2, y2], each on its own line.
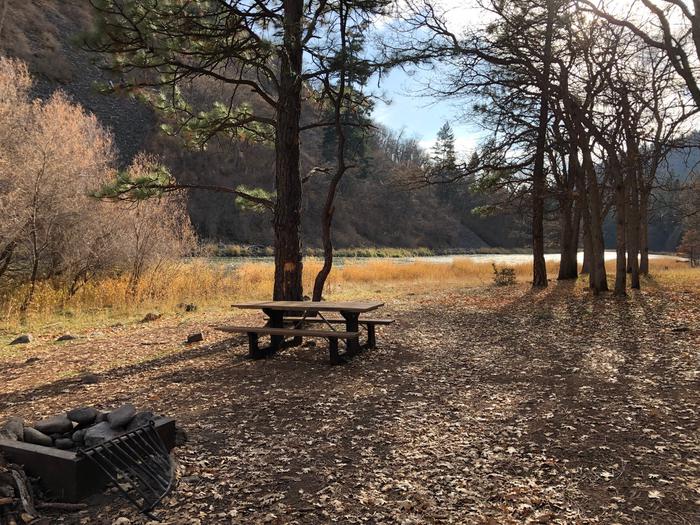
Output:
[217, 300, 393, 364]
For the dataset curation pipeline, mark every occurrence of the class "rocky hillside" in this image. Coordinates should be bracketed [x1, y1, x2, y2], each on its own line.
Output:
[0, 0, 154, 163]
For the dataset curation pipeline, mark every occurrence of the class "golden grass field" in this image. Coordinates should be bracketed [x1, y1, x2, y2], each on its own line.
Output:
[0, 255, 696, 334]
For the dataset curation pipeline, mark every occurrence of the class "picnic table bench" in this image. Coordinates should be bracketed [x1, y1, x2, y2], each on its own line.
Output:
[269, 316, 395, 349]
[216, 300, 392, 364]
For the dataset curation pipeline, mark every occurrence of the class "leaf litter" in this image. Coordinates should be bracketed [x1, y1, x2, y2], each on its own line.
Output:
[0, 281, 698, 524]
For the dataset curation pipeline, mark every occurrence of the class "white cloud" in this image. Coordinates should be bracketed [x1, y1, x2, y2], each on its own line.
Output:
[370, 1, 490, 155]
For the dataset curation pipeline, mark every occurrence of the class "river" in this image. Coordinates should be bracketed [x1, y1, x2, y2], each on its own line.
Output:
[197, 250, 684, 268]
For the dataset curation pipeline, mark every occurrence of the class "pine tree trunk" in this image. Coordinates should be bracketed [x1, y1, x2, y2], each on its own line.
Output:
[531, 0, 555, 288]
[312, 209, 334, 301]
[312, 2, 349, 302]
[273, 0, 304, 301]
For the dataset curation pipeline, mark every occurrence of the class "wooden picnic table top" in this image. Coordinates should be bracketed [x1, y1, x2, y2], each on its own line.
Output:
[232, 300, 384, 314]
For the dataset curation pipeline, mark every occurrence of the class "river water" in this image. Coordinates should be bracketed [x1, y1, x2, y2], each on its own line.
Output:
[199, 250, 684, 268]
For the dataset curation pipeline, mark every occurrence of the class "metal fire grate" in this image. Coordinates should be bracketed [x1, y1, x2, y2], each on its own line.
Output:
[77, 421, 175, 520]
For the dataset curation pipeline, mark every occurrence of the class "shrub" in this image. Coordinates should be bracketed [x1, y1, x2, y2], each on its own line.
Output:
[492, 263, 516, 286]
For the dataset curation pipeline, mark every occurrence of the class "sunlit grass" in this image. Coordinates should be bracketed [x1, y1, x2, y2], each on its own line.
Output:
[1, 255, 696, 334]
[0, 260, 242, 334]
[645, 262, 700, 289]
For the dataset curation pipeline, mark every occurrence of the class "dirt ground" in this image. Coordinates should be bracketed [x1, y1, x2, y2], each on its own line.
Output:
[1, 280, 698, 524]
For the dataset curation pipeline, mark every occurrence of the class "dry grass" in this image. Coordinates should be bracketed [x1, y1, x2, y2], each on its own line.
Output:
[1, 256, 697, 335]
[2, 0, 94, 83]
[646, 263, 700, 289]
[0, 261, 241, 333]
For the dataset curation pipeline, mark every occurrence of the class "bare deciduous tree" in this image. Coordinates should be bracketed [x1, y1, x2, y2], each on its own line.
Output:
[0, 57, 196, 311]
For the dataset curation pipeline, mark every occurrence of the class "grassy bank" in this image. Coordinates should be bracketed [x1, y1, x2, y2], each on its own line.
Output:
[1, 256, 696, 335]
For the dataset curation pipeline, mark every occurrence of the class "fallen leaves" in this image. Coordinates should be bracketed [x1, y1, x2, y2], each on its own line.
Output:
[1, 282, 699, 524]
[648, 490, 664, 500]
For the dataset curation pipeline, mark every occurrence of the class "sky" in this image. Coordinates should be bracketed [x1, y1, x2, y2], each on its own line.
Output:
[370, 0, 483, 158]
[368, 0, 643, 157]
[371, 66, 481, 157]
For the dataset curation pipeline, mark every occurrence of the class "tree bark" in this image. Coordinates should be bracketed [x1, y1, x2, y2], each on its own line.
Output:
[312, 2, 349, 302]
[531, 0, 555, 288]
[557, 195, 579, 279]
[273, 0, 304, 301]
[312, 203, 335, 302]
[0, 461, 39, 524]
[581, 217, 591, 275]
[580, 141, 608, 292]
[558, 151, 580, 280]
[620, 90, 641, 289]
[639, 187, 650, 275]
[572, 193, 581, 268]
[626, 158, 641, 289]
[612, 159, 627, 296]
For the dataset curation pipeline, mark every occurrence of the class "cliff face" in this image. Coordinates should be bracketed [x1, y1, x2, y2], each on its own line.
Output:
[0, 0, 521, 249]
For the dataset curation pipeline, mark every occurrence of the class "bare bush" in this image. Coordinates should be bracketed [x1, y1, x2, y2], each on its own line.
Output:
[0, 57, 32, 281]
[0, 57, 196, 312]
[117, 154, 197, 294]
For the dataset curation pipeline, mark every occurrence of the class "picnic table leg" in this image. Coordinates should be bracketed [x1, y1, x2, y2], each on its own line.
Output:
[263, 308, 285, 356]
[341, 311, 361, 356]
[247, 332, 263, 359]
[328, 337, 341, 365]
[367, 323, 376, 349]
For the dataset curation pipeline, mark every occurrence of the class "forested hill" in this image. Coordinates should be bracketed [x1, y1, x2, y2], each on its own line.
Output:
[0, 0, 525, 250]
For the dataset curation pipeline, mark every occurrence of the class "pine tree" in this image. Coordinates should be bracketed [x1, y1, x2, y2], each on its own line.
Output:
[84, 0, 392, 301]
[432, 121, 458, 176]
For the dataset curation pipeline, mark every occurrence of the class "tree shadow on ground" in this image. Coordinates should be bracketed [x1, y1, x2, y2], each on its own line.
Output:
[482, 279, 699, 523]
[0, 335, 247, 411]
